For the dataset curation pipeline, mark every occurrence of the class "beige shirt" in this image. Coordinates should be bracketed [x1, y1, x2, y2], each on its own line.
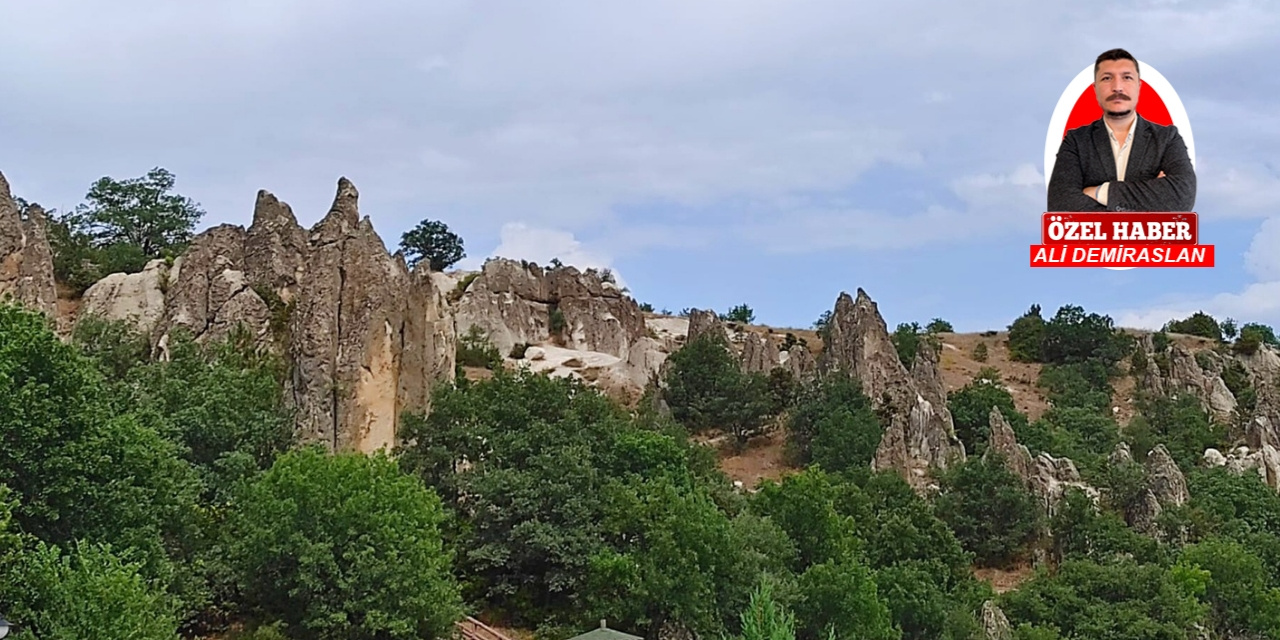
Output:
[1095, 116, 1136, 206]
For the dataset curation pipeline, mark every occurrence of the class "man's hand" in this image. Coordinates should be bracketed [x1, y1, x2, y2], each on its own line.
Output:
[1158, 171, 1166, 178]
[1083, 186, 1100, 200]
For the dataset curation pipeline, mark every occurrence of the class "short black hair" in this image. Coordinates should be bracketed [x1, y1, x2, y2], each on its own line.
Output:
[1095, 48, 1140, 78]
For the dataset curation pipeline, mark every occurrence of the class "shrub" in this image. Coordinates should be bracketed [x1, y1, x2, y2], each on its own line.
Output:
[972, 341, 989, 362]
[934, 456, 1043, 568]
[1164, 311, 1223, 342]
[926, 318, 954, 333]
[510, 342, 531, 359]
[947, 370, 1027, 456]
[457, 325, 502, 369]
[228, 448, 463, 640]
[663, 332, 774, 444]
[722, 304, 756, 324]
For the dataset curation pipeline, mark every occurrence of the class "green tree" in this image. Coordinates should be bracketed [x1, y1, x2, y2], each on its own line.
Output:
[400, 219, 466, 271]
[722, 304, 756, 324]
[946, 368, 1027, 456]
[1006, 305, 1045, 363]
[228, 447, 463, 640]
[1040, 305, 1129, 367]
[736, 581, 797, 640]
[934, 456, 1043, 568]
[1179, 538, 1280, 638]
[1219, 317, 1238, 341]
[793, 557, 900, 640]
[663, 332, 773, 443]
[784, 374, 883, 472]
[1163, 311, 1223, 341]
[79, 167, 203, 265]
[926, 318, 954, 333]
[1234, 322, 1280, 355]
[890, 322, 925, 369]
[10, 540, 181, 640]
[0, 302, 198, 578]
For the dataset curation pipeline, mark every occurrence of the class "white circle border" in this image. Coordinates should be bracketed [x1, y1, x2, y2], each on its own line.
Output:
[1043, 61, 1195, 270]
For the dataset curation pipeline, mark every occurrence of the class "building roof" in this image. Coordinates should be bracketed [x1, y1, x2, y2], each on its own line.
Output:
[566, 622, 643, 640]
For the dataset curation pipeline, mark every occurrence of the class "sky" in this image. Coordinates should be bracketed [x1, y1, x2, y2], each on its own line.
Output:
[3, 0, 1279, 333]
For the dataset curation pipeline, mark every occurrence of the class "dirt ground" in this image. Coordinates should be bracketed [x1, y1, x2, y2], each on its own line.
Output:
[937, 332, 1050, 422]
[974, 564, 1037, 594]
[716, 428, 794, 489]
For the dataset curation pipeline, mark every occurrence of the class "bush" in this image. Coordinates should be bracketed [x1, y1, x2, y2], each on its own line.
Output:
[1006, 305, 1046, 362]
[926, 318, 954, 333]
[947, 369, 1027, 456]
[785, 374, 883, 472]
[722, 304, 756, 324]
[1234, 323, 1279, 355]
[510, 342, 531, 359]
[971, 341, 988, 362]
[457, 325, 502, 369]
[10, 540, 181, 640]
[890, 322, 940, 370]
[934, 456, 1043, 568]
[1164, 311, 1223, 342]
[663, 332, 774, 443]
[228, 447, 463, 640]
[549, 306, 567, 335]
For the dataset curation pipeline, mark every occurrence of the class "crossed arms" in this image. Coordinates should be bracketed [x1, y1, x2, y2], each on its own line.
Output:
[1047, 125, 1197, 212]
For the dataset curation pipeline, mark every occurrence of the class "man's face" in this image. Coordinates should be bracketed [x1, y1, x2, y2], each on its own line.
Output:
[1094, 59, 1140, 118]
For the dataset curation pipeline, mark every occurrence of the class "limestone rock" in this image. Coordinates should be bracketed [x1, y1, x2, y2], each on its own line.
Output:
[1145, 444, 1189, 508]
[686, 308, 726, 344]
[981, 600, 1013, 640]
[288, 178, 455, 453]
[1139, 337, 1237, 423]
[782, 345, 816, 380]
[985, 406, 1033, 482]
[821, 289, 964, 488]
[1109, 441, 1134, 466]
[740, 331, 781, 374]
[244, 190, 309, 303]
[0, 172, 57, 317]
[1211, 445, 1280, 491]
[78, 259, 171, 335]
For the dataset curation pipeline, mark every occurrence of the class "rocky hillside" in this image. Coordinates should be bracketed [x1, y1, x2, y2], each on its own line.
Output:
[4, 168, 1279, 497]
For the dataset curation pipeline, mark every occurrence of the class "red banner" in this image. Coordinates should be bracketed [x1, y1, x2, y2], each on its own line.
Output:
[1029, 244, 1214, 268]
[1042, 212, 1198, 245]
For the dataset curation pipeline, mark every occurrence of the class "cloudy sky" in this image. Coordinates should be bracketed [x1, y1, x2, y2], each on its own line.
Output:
[4, 0, 1279, 332]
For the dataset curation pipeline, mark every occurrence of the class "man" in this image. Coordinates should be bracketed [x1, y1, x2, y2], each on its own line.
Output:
[1047, 49, 1196, 212]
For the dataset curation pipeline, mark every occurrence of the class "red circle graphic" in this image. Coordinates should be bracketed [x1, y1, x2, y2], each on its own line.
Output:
[1062, 80, 1173, 138]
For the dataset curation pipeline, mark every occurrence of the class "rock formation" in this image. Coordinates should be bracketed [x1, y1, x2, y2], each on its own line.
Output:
[1204, 445, 1280, 491]
[285, 178, 455, 453]
[70, 178, 456, 454]
[80, 259, 171, 335]
[981, 601, 1013, 640]
[0, 171, 57, 317]
[1136, 335, 1237, 423]
[454, 258, 646, 361]
[822, 289, 965, 489]
[1123, 444, 1190, 536]
[984, 406, 1098, 515]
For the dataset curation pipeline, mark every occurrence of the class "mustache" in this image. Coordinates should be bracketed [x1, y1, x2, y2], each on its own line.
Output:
[1107, 93, 1131, 101]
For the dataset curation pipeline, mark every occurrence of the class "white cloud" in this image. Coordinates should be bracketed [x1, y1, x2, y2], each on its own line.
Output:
[1113, 215, 1280, 329]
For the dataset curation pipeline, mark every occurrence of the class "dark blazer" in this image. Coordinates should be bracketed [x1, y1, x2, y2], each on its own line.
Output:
[1047, 115, 1196, 212]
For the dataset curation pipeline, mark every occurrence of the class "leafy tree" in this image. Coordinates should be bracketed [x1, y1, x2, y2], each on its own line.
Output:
[0, 302, 199, 578]
[1163, 311, 1223, 341]
[971, 341, 988, 362]
[1234, 322, 1280, 355]
[926, 318, 954, 333]
[82, 167, 204, 259]
[663, 332, 774, 443]
[397, 369, 748, 632]
[400, 219, 466, 271]
[1040, 305, 1130, 367]
[946, 368, 1027, 456]
[793, 556, 900, 640]
[9, 540, 181, 640]
[933, 456, 1043, 568]
[1006, 305, 1045, 362]
[1219, 317, 1238, 341]
[1130, 394, 1227, 471]
[999, 558, 1210, 640]
[751, 470, 860, 572]
[1178, 538, 1280, 638]
[227, 447, 463, 640]
[813, 311, 833, 344]
[890, 322, 940, 370]
[784, 374, 883, 472]
[722, 304, 756, 324]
